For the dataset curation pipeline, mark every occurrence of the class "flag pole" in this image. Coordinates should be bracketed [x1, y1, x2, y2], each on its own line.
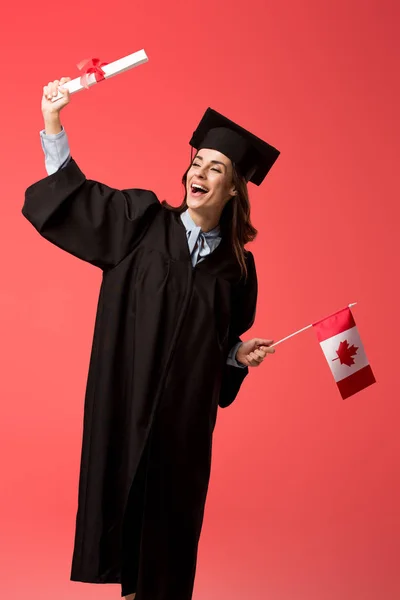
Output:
[270, 303, 357, 347]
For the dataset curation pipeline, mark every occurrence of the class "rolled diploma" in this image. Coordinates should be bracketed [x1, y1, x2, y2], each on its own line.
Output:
[51, 49, 148, 102]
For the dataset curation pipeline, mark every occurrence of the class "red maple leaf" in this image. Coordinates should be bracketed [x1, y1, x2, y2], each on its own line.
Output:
[332, 340, 359, 367]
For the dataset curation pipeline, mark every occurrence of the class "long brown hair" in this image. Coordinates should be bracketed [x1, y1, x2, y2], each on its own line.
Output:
[161, 162, 258, 280]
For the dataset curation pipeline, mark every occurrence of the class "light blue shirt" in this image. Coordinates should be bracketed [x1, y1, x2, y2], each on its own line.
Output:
[39, 127, 245, 368]
[179, 207, 222, 266]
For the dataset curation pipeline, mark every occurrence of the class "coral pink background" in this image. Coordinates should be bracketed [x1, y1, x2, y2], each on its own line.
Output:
[1, 0, 399, 598]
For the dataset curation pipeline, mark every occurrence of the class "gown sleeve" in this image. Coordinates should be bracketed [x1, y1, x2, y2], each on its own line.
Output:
[22, 157, 160, 270]
[218, 250, 258, 408]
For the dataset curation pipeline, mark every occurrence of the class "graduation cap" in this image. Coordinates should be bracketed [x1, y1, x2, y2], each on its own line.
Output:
[189, 107, 280, 186]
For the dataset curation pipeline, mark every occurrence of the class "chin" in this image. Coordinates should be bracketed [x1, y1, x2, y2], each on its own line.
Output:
[186, 194, 207, 210]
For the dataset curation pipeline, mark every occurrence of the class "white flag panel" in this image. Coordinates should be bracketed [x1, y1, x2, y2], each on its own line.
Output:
[320, 326, 369, 383]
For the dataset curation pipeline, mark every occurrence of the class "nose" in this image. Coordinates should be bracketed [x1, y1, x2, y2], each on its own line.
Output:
[197, 166, 207, 178]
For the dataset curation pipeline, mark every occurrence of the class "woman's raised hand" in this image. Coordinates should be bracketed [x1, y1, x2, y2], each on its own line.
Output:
[235, 338, 275, 367]
[41, 77, 72, 118]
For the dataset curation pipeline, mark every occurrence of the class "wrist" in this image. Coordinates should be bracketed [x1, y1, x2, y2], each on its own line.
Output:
[235, 343, 244, 364]
[43, 113, 62, 134]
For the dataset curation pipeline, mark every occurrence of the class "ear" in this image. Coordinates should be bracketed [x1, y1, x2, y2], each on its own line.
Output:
[229, 186, 238, 197]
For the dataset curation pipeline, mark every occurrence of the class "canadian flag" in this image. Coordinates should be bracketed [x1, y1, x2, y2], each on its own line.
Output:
[313, 307, 375, 399]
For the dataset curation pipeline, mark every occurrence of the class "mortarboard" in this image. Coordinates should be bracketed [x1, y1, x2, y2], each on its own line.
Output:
[189, 107, 280, 186]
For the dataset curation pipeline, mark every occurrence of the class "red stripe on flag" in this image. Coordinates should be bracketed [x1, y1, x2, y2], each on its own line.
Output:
[336, 365, 376, 399]
[313, 307, 356, 342]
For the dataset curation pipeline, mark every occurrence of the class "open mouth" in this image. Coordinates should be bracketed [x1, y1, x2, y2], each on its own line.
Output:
[190, 183, 209, 197]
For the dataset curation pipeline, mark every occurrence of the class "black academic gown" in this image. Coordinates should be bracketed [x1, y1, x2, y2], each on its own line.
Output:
[22, 157, 258, 600]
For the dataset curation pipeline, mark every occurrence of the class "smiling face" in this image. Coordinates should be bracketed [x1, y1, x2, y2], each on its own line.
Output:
[185, 148, 237, 216]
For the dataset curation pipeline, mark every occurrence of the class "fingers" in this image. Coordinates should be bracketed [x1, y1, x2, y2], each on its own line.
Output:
[43, 80, 59, 100]
[254, 338, 274, 346]
[43, 77, 70, 100]
[246, 350, 264, 367]
[246, 354, 261, 367]
[246, 339, 276, 367]
[58, 77, 71, 94]
[258, 345, 275, 354]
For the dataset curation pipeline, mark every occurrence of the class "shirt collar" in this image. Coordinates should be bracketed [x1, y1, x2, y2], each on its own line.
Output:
[180, 208, 221, 238]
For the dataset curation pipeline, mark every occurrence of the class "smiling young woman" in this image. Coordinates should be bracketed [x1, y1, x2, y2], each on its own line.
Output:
[23, 91, 280, 600]
[163, 146, 258, 280]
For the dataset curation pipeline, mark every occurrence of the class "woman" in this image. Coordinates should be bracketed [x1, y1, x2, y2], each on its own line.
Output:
[22, 78, 280, 600]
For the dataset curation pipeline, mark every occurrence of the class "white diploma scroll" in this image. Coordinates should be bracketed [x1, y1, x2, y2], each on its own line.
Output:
[51, 49, 148, 102]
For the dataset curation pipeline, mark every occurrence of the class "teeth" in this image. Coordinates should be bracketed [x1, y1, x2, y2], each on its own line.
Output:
[192, 184, 208, 192]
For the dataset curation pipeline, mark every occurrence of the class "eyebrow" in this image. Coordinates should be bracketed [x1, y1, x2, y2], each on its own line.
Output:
[193, 155, 227, 170]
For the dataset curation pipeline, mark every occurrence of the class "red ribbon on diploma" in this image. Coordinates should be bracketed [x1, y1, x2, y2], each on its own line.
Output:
[76, 57, 109, 89]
